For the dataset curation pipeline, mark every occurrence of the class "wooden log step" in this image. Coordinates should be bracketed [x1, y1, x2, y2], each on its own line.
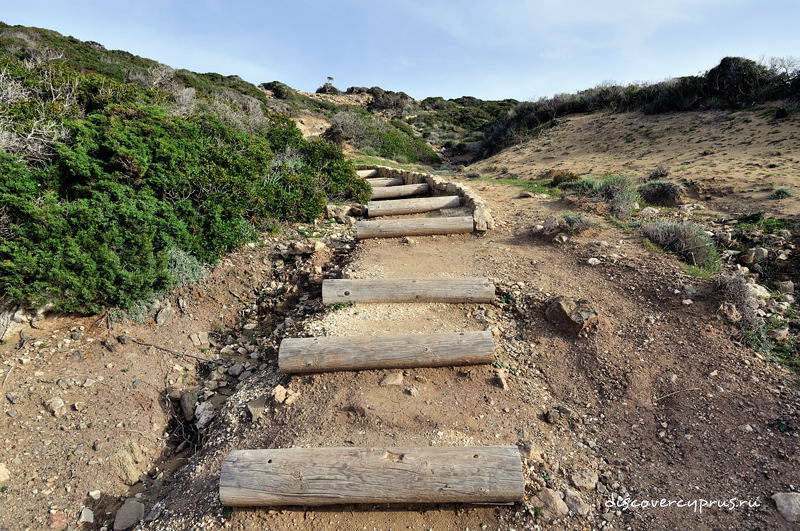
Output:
[367, 195, 461, 217]
[322, 277, 495, 304]
[356, 169, 377, 178]
[279, 331, 493, 373]
[356, 216, 473, 239]
[367, 177, 404, 187]
[371, 183, 429, 200]
[219, 446, 525, 507]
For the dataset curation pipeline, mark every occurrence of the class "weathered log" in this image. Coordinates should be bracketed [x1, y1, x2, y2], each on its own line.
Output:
[371, 183, 429, 199]
[367, 196, 461, 217]
[367, 177, 404, 187]
[279, 331, 493, 373]
[357, 216, 474, 239]
[356, 169, 378, 178]
[322, 277, 495, 304]
[219, 446, 525, 506]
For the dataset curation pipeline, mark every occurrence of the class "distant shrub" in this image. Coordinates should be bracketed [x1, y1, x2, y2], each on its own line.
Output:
[366, 87, 413, 114]
[647, 165, 670, 180]
[466, 171, 482, 179]
[324, 110, 439, 164]
[559, 177, 599, 194]
[641, 220, 720, 270]
[560, 212, 595, 234]
[769, 187, 793, 199]
[541, 168, 578, 186]
[638, 181, 684, 206]
[316, 82, 341, 95]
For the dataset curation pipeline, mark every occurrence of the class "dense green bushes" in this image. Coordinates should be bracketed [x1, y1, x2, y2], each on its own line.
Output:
[481, 56, 800, 156]
[0, 54, 369, 315]
[324, 110, 440, 164]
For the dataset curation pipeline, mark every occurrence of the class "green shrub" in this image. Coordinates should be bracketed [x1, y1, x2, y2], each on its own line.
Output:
[0, 56, 368, 315]
[541, 168, 578, 186]
[596, 175, 640, 219]
[768, 187, 793, 199]
[638, 181, 683, 206]
[559, 178, 599, 194]
[560, 212, 594, 234]
[325, 110, 439, 164]
[641, 220, 720, 270]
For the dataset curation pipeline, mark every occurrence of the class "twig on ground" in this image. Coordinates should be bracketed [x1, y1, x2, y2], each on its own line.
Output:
[131, 339, 208, 362]
[653, 387, 701, 403]
[1, 367, 12, 389]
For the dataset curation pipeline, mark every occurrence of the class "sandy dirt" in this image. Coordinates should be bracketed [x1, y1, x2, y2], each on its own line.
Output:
[471, 105, 800, 216]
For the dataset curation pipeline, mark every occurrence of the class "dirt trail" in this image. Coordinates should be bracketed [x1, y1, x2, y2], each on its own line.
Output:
[204, 181, 799, 531]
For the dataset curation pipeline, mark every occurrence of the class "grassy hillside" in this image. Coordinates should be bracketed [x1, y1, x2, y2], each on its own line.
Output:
[0, 22, 370, 315]
[480, 56, 800, 157]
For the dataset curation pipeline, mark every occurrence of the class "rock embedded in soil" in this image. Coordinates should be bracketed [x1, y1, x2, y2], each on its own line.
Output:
[571, 469, 598, 491]
[0, 463, 9, 484]
[564, 488, 591, 515]
[78, 507, 94, 524]
[379, 372, 404, 386]
[154, 303, 172, 325]
[246, 397, 267, 422]
[772, 492, 800, 522]
[532, 487, 569, 516]
[113, 498, 145, 531]
[45, 397, 67, 418]
[179, 390, 198, 421]
[545, 296, 599, 335]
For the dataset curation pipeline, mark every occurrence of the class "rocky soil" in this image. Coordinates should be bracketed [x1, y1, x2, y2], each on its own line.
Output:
[1, 177, 799, 531]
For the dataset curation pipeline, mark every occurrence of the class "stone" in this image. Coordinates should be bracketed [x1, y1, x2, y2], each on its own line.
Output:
[493, 368, 509, 390]
[718, 302, 741, 323]
[571, 468, 598, 491]
[401, 236, 417, 245]
[154, 303, 172, 325]
[379, 372, 404, 386]
[246, 397, 267, 422]
[88, 489, 101, 500]
[290, 239, 326, 255]
[767, 326, 790, 342]
[532, 488, 569, 516]
[564, 488, 591, 515]
[45, 397, 67, 418]
[587, 257, 601, 266]
[776, 281, 794, 294]
[113, 450, 140, 485]
[553, 233, 570, 244]
[271, 384, 288, 404]
[772, 492, 800, 522]
[545, 296, 599, 335]
[180, 391, 198, 421]
[739, 250, 756, 265]
[752, 247, 769, 262]
[746, 283, 771, 301]
[639, 206, 659, 216]
[682, 299, 693, 306]
[0, 463, 9, 484]
[195, 401, 216, 429]
[520, 443, 544, 462]
[113, 498, 145, 531]
[227, 363, 244, 377]
[189, 332, 209, 348]
[78, 507, 94, 524]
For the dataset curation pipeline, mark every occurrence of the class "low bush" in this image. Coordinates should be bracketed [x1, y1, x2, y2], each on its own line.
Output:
[559, 177, 599, 194]
[768, 186, 793, 199]
[324, 110, 439, 164]
[638, 181, 683, 206]
[541, 168, 578, 186]
[647, 165, 670, 180]
[315, 82, 341, 95]
[560, 212, 595, 234]
[596, 175, 640, 219]
[716, 273, 760, 329]
[641, 220, 720, 270]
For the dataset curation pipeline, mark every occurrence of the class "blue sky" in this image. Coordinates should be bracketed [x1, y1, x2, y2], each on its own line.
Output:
[2, 0, 799, 100]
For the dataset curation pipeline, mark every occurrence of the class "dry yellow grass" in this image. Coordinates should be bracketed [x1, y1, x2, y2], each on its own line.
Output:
[471, 103, 800, 215]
